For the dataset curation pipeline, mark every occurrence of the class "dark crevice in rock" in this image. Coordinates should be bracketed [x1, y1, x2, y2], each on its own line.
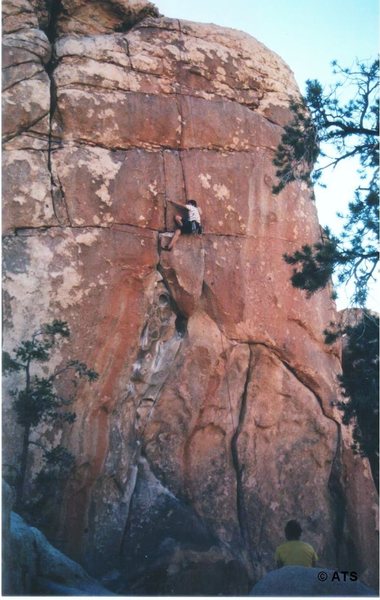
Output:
[251, 342, 341, 428]
[11, 223, 161, 237]
[3, 136, 48, 154]
[118, 449, 141, 565]
[231, 344, 251, 549]
[174, 314, 188, 337]
[134, 19, 181, 34]
[113, 5, 160, 33]
[48, 127, 273, 155]
[3, 142, 49, 152]
[201, 281, 222, 326]
[2, 25, 34, 35]
[2, 112, 51, 143]
[250, 341, 347, 569]
[172, 93, 190, 199]
[262, 114, 286, 127]
[5, 46, 48, 62]
[39, 0, 71, 228]
[2, 59, 37, 71]
[121, 34, 134, 72]
[3, 9, 34, 22]
[161, 152, 169, 230]
[13, 225, 53, 236]
[205, 231, 246, 239]
[46, 0, 70, 226]
[43, 0, 63, 46]
[177, 149, 189, 199]
[118, 277, 190, 572]
[57, 53, 130, 71]
[51, 169, 72, 226]
[2, 68, 46, 93]
[131, 274, 186, 437]
[156, 263, 189, 335]
[327, 426, 348, 566]
[54, 59, 268, 114]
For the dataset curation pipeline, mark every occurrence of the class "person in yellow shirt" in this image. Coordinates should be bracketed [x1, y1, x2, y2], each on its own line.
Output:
[275, 520, 318, 568]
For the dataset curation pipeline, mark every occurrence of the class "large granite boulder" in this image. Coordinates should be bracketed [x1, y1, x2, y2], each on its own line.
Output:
[250, 566, 377, 596]
[2, 482, 112, 595]
[2, 0, 378, 595]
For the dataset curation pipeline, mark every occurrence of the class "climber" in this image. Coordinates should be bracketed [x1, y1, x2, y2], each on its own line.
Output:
[275, 520, 318, 568]
[162, 199, 202, 251]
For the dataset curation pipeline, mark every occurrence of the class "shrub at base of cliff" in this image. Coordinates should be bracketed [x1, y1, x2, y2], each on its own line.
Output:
[323, 310, 379, 491]
[338, 311, 379, 491]
[2, 320, 98, 527]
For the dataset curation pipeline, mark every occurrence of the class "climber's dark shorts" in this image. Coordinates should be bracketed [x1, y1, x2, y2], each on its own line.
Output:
[176, 219, 202, 234]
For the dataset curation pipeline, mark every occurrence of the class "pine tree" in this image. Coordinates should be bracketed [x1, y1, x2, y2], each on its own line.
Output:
[339, 312, 379, 490]
[273, 58, 379, 306]
[325, 312, 379, 490]
[3, 320, 98, 517]
[273, 59, 379, 482]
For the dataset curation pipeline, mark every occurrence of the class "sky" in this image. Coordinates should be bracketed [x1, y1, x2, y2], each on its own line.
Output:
[154, 0, 379, 310]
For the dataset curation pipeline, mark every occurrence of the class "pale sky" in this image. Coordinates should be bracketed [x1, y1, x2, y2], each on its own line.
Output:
[154, 0, 379, 310]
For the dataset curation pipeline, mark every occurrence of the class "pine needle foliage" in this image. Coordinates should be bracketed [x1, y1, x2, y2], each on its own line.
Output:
[325, 312, 379, 490]
[274, 59, 379, 488]
[3, 319, 98, 518]
[273, 58, 379, 306]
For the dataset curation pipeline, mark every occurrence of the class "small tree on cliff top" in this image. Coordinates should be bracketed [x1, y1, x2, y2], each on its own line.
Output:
[3, 319, 98, 515]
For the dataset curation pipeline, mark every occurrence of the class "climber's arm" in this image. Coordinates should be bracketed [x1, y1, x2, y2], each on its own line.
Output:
[169, 199, 186, 209]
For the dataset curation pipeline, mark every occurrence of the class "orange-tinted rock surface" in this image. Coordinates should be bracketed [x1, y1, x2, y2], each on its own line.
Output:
[2, 0, 378, 594]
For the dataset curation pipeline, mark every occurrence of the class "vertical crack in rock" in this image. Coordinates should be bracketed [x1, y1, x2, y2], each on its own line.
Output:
[86, 275, 188, 574]
[327, 425, 347, 566]
[230, 343, 254, 579]
[43, 0, 71, 226]
[175, 108, 189, 201]
[256, 342, 341, 427]
[253, 341, 346, 568]
[2, 113, 51, 145]
[121, 34, 134, 73]
[129, 276, 185, 442]
[175, 20, 190, 201]
[161, 151, 169, 231]
[118, 448, 141, 564]
[116, 277, 189, 569]
[177, 147, 189, 201]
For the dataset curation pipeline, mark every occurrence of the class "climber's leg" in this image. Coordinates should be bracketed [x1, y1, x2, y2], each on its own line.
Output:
[168, 228, 181, 250]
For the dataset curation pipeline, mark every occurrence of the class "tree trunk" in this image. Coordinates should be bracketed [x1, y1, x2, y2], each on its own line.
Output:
[16, 423, 31, 511]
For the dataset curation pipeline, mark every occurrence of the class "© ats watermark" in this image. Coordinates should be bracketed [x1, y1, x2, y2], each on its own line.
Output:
[317, 571, 358, 583]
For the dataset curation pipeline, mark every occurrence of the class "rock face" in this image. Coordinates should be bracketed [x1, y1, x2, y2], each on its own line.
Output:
[2, 0, 378, 595]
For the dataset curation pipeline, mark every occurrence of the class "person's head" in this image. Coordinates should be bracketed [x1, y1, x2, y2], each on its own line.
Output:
[285, 520, 302, 541]
[187, 200, 197, 207]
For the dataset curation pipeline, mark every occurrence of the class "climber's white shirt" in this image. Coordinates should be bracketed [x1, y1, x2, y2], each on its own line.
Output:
[186, 204, 201, 223]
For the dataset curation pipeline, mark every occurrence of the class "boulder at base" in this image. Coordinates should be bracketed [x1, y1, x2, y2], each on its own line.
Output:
[2, 480, 113, 597]
[250, 566, 377, 597]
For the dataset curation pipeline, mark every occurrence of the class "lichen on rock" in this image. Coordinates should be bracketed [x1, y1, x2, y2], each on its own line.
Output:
[2, 0, 378, 595]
